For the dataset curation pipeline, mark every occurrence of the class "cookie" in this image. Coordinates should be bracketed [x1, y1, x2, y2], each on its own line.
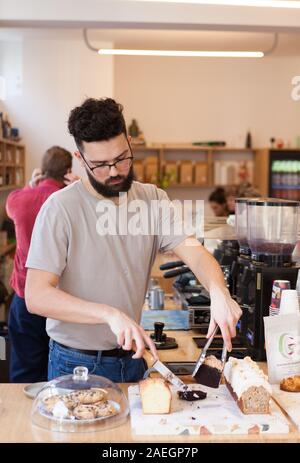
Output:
[280, 375, 300, 392]
[73, 404, 98, 420]
[94, 401, 116, 417]
[60, 394, 78, 410]
[42, 395, 60, 413]
[70, 388, 107, 404]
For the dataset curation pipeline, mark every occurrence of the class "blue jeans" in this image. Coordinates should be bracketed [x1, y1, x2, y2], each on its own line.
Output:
[48, 339, 148, 382]
[8, 293, 49, 383]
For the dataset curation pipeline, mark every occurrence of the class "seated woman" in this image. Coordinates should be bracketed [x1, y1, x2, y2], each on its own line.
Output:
[209, 187, 229, 217]
[226, 183, 260, 214]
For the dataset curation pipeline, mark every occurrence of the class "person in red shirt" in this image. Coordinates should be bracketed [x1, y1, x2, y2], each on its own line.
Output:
[6, 146, 76, 382]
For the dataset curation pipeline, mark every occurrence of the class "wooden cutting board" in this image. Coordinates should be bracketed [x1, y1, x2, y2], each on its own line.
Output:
[128, 384, 291, 436]
[272, 385, 300, 430]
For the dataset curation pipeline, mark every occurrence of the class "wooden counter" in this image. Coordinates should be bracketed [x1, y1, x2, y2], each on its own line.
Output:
[0, 330, 299, 443]
[0, 384, 299, 443]
[0, 256, 298, 443]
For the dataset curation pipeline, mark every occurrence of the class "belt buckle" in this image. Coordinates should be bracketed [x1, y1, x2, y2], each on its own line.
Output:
[117, 347, 125, 358]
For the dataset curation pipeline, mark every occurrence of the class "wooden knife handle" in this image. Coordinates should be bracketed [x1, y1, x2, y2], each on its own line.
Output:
[131, 340, 158, 367]
[142, 348, 157, 368]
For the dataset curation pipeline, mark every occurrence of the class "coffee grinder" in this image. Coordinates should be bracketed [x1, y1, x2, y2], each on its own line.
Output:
[235, 198, 300, 360]
[232, 198, 252, 304]
[213, 239, 240, 295]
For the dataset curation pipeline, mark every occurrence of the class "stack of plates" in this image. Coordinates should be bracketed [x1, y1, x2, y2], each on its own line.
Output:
[23, 382, 47, 399]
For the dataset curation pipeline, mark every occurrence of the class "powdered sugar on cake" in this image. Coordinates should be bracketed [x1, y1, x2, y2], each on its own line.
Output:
[224, 356, 272, 399]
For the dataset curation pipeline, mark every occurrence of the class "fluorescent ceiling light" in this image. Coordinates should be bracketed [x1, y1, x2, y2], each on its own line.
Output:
[98, 49, 264, 57]
[142, 0, 300, 8]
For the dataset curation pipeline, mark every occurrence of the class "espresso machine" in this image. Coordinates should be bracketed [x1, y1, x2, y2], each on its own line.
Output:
[231, 198, 252, 302]
[235, 198, 300, 360]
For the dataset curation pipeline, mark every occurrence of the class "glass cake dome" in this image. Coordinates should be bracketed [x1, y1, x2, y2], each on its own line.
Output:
[31, 366, 129, 433]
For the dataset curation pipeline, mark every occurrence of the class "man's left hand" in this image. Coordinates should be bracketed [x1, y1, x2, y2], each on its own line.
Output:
[64, 173, 80, 185]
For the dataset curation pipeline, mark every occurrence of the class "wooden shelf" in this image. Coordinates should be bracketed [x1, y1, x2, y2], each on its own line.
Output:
[133, 143, 256, 152]
[130, 143, 264, 191]
[0, 243, 15, 257]
[0, 137, 24, 148]
[0, 139, 25, 190]
[166, 183, 209, 188]
[0, 184, 22, 192]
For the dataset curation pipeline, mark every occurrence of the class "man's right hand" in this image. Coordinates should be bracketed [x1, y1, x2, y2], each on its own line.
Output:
[29, 168, 45, 188]
[107, 309, 158, 361]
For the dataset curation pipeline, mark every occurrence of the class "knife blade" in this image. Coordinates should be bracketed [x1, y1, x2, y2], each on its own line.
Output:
[152, 359, 192, 391]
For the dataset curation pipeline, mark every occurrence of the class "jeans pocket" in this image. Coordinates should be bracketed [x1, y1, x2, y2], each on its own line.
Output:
[99, 357, 122, 382]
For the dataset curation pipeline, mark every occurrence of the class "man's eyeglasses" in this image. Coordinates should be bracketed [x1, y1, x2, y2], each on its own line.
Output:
[79, 145, 134, 177]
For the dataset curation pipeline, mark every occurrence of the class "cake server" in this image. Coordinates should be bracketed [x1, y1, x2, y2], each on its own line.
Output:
[192, 325, 227, 388]
[192, 325, 219, 378]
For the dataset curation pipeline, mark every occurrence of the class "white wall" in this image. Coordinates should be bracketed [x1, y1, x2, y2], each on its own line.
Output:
[1, 32, 114, 181]
[115, 55, 300, 148]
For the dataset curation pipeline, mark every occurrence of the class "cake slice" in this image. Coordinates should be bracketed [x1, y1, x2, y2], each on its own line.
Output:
[194, 355, 223, 388]
[224, 356, 272, 414]
[139, 378, 172, 414]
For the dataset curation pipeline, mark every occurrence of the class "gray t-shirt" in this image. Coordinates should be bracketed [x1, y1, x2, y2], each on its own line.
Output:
[26, 180, 188, 350]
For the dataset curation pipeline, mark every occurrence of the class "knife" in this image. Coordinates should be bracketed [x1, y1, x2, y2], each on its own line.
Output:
[143, 350, 192, 391]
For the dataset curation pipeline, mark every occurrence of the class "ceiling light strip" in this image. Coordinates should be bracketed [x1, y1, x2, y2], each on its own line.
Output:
[98, 49, 264, 58]
[146, 0, 300, 9]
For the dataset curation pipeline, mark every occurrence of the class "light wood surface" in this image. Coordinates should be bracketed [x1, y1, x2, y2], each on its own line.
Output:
[0, 382, 299, 442]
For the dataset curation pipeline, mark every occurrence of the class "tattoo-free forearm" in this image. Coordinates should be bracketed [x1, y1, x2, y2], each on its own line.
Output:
[25, 274, 115, 325]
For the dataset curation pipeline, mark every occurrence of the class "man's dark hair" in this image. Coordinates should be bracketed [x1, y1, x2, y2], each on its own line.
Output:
[209, 187, 227, 205]
[68, 97, 127, 150]
[41, 146, 72, 182]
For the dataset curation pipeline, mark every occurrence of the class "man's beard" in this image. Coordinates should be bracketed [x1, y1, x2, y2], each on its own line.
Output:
[86, 166, 134, 198]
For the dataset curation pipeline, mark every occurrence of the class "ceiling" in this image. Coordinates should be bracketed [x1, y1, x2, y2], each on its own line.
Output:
[1, 27, 300, 56]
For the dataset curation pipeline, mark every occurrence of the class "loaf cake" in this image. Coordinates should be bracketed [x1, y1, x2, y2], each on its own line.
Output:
[280, 375, 300, 392]
[223, 356, 272, 414]
[139, 378, 172, 414]
[194, 355, 223, 388]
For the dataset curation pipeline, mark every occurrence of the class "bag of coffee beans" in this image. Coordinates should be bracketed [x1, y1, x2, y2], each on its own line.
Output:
[264, 313, 300, 384]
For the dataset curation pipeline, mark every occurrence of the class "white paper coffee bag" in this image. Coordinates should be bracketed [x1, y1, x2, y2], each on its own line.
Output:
[264, 314, 300, 384]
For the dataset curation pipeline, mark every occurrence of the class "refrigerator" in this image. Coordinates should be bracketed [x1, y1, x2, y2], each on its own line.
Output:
[269, 149, 300, 200]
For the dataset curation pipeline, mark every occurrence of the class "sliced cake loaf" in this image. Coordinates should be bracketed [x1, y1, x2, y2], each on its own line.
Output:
[224, 356, 272, 414]
[139, 378, 172, 414]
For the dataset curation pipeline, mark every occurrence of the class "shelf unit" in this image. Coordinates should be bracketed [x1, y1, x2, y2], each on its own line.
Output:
[0, 243, 15, 258]
[132, 143, 261, 192]
[0, 138, 26, 192]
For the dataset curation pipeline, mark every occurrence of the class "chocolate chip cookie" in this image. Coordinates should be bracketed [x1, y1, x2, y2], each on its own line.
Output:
[73, 404, 98, 420]
[42, 395, 61, 413]
[94, 401, 116, 418]
[70, 388, 107, 404]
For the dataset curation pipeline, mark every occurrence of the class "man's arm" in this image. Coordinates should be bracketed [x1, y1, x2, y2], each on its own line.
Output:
[25, 268, 158, 360]
[172, 236, 242, 351]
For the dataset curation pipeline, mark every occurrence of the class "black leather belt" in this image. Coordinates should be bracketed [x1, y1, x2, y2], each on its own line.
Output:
[54, 341, 134, 358]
